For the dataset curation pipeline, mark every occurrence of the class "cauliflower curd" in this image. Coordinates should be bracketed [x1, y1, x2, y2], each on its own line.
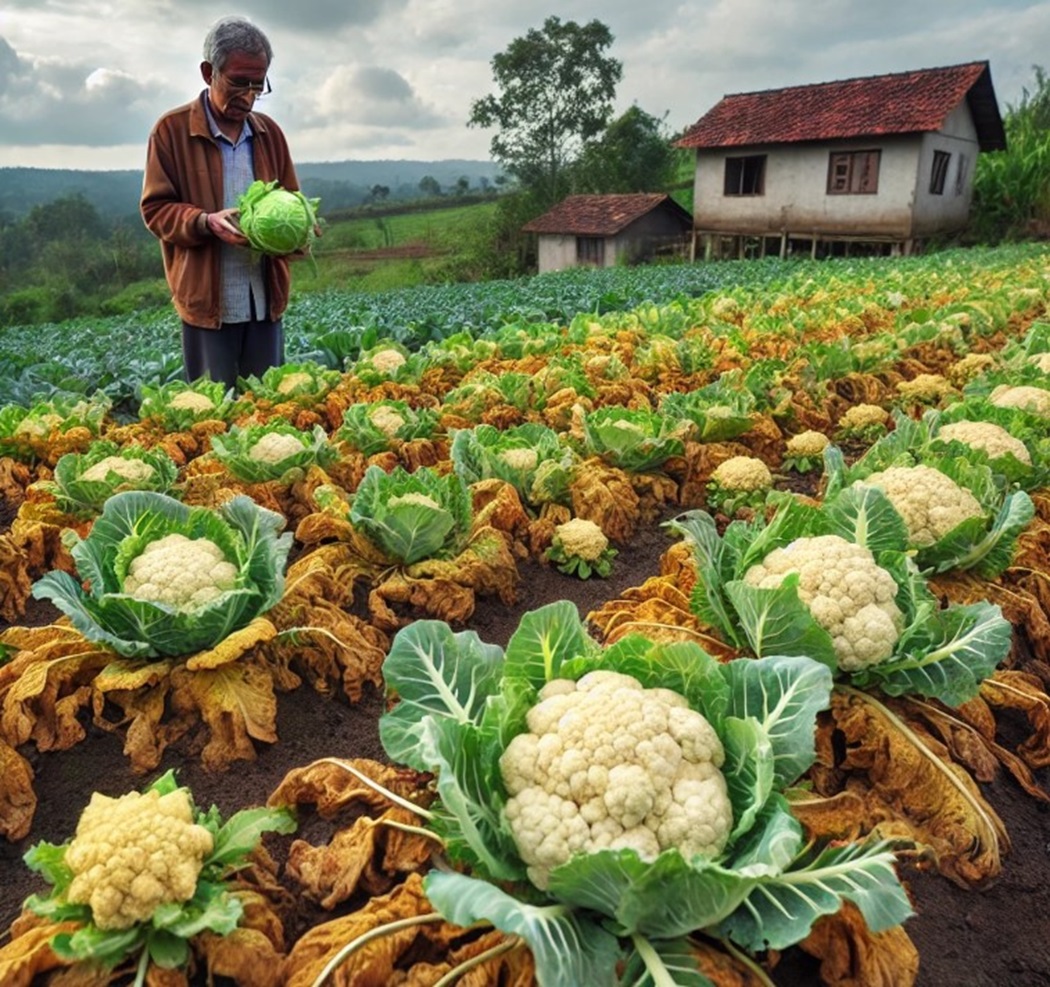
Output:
[500, 670, 732, 889]
[551, 518, 608, 561]
[744, 534, 903, 671]
[65, 787, 214, 930]
[937, 420, 1032, 465]
[123, 533, 238, 611]
[249, 430, 306, 464]
[859, 464, 983, 548]
[80, 456, 155, 484]
[710, 455, 772, 492]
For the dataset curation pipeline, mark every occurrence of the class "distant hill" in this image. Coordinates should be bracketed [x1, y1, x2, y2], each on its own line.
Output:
[0, 160, 503, 220]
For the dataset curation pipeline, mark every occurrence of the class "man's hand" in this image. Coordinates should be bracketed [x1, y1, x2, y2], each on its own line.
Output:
[205, 208, 248, 245]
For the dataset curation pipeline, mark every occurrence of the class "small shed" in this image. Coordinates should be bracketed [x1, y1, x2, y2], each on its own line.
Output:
[675, 61, 1006, 258]
[522, 193, 693, 274]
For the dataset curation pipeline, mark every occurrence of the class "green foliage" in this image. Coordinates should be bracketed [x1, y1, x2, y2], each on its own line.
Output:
[971, 65, 1050, 241]
[47, 441, 180, 517]
[336, 400, 440, 454]
[469, 16, 623, 206]
[32, 491, 292, 658]
[570, 105, 678, 194]
[349, 465, 474, 565]
[209, 421, 336, 483]
[137, 379, 237, 431]
[578, 406, 688, 472]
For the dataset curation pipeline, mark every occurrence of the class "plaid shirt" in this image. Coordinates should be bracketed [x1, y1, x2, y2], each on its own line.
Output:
[204, 97, 267, 323]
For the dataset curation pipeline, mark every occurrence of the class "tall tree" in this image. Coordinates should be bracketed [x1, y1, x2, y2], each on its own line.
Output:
[468, 16, 622, 207]
[570, 105, 676, 194]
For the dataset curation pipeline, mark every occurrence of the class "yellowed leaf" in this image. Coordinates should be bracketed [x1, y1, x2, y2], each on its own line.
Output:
[169, 660, 277, 771]
[91, 659, 179, 773]
[799, 901, 919, 987]
[195, 927, 284, 987]
[0, 919, 81, 987]
[185, 617, 278, 671]
[569, 459, 640, 544]
[0, 737, 35, 840]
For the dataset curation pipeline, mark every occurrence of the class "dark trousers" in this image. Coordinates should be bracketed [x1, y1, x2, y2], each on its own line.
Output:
[181, 318, 284, 390]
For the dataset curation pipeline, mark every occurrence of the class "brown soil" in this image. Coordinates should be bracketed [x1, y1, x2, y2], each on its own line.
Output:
[2, 517, 1049, 985]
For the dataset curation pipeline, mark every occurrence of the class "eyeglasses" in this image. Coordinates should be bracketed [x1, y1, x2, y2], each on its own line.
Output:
[217, 71, 272, 98]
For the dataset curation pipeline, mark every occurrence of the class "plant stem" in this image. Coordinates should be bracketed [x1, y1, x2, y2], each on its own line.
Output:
[309, 912, 446, 987]
[431, 935, 522, 986]
[630, 934, 680, 987]
[316, 757, 435, 821]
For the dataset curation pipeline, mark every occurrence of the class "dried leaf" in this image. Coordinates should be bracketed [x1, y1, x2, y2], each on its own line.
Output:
[269, 758, 432, 818]
[0, 737, 35, 840]
[169, 660, 277, 771]
[281, 874, 436, 987]
[91, 659, 180, 773]
[811, 688, 1008, 888]
[799, 901, 919, 987]
[980, 670, 1050, 770]
[569, 460, 641, 544]
[0, 919, 81, 987]
[688, 938, 772, 986]
[185, 617, 278, 671]
[195, 927, 284, 987]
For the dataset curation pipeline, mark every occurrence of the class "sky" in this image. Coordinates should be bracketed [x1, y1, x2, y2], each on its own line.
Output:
[1, 0, 1048, 171]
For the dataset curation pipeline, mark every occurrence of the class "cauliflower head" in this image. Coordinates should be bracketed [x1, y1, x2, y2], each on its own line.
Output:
[551, 518, 609, 561]
[500, 670, 732, 889]
[499, 447, 540, 472]
[710, 455, 772, 492]
[123, 533, 238, 611]
[65, 787, 214, 930]
[785, 430, 830, 458]
[388, 491, 441, 511]
[80, 456, 155, 484]
[743, 534, 903, 671]
[249, 430, 306, 464]
[860, 464, 983, 548]
[370, 348, 407, 373]
[275, 371, 314, 395]
[947, 352, 995, 386]
[896, 373, 955, 403]
[1027, 352, 1050, 373]
[167, 391, 216, 413]
[937, 420, 1031, 465]
[369, 405, 406, 438]
[990, 384, 1050, 417]
[837, 403, 889, 432]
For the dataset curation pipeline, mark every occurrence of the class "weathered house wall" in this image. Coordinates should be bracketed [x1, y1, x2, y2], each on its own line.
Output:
[535, 210, 690, 273]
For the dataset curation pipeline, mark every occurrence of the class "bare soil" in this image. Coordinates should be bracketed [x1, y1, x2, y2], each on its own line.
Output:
[2, 516, 1049, 985]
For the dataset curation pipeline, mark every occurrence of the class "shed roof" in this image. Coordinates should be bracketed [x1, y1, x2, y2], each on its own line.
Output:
[521, 193, 691, 236]
[676, 61, 1006, 152]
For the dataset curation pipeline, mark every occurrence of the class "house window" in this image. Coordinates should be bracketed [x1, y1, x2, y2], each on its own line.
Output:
[954, 153, 969, 195]
[827, 150, 880, 194]
[930, 150, 951, 195]
[724, 155, 766, 196]
[576, 236, 605, 265]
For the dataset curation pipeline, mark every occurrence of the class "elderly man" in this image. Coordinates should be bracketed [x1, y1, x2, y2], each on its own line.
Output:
[141, 15, 302, 388]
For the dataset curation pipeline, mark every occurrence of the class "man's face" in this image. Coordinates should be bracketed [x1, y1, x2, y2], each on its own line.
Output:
[201, 51, 270, 123]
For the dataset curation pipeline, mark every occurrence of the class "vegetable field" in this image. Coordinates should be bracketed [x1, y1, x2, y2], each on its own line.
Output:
[2, 243, 1050, 986]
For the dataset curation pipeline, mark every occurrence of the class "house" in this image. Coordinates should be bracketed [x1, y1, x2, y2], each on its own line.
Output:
[521, 193, 693, 274]
[675, 61, 1006, 259]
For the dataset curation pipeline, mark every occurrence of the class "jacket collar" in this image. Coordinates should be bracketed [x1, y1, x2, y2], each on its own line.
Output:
[188, 91, 270, 141]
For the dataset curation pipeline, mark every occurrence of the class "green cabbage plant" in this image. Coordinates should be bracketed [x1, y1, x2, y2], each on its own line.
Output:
[136, 380, 237, 432]
[46, 441, 179, 517]
[33, 491, 292, 658]
[349, 464, 472, 565]
[450, 422, 574, 506]
[336, 400, 441, 455]
[578, 406, 688, 472]
[346, 602, 912, 985]
[237, 361, 341, 402]
[237, 179, 320, 255]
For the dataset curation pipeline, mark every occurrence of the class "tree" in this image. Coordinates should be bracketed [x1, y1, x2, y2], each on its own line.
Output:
[418, 175, 442, 198]
[369, 184, 390, 202]
[570, 105, 676, 194]
[468, 16, 622, 207]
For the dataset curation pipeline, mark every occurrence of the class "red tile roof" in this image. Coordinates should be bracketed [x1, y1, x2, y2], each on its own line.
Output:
[521, 193, 690, 235]
[676, 61, 1005, 151]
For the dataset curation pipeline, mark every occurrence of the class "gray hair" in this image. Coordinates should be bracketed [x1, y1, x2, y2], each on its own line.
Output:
[202, 16, 273, 70]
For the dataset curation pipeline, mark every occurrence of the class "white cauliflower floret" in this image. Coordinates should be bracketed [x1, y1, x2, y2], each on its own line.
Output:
[937, 421, 1031, 465]
[743, 534, 903, 671]
[552, 518, 608, 561]
[249, 430, 305, 464]
[123, 533, 238, 611]
[168, 391, 216, 413]
[947, 352, 995, 386]
[500, 669, 732, 889]
[369, 405, 406, 438]
[1027, 352, 1050, 373]
[65, 787, 213, 930]
[785, 430, 830, 458]
[499, 447, 539, 472]
[860, 464, 983, 548]
[710, 455, 772, 492]
[837, 403, 889, 431]
[14, 413, 62, 438]
[80, 456, 155, 484]
[370, 349, 407, 373]
[276, 371, 314, 395]
[990, 384, 1050, 417]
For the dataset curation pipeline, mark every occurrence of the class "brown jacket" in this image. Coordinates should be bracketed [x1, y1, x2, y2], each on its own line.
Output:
[140, 94, 299, 328]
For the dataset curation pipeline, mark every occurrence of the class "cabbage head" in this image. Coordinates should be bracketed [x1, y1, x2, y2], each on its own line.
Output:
[237, 179, 320, 255]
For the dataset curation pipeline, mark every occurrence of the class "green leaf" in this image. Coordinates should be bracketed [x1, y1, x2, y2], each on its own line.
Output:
[620, 936, 715, 987]
[424, 870, 622, 987]
[502, 600, 595, 687]
[206, 806, 297, 871]
[717, 839, 913, 952]
[379, 619, 505, 767]
[857, 600, 1012, 705]
[823, 484, 909, 554]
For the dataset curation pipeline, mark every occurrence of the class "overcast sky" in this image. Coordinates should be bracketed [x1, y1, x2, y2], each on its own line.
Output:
[1, 1, 1048, 171]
